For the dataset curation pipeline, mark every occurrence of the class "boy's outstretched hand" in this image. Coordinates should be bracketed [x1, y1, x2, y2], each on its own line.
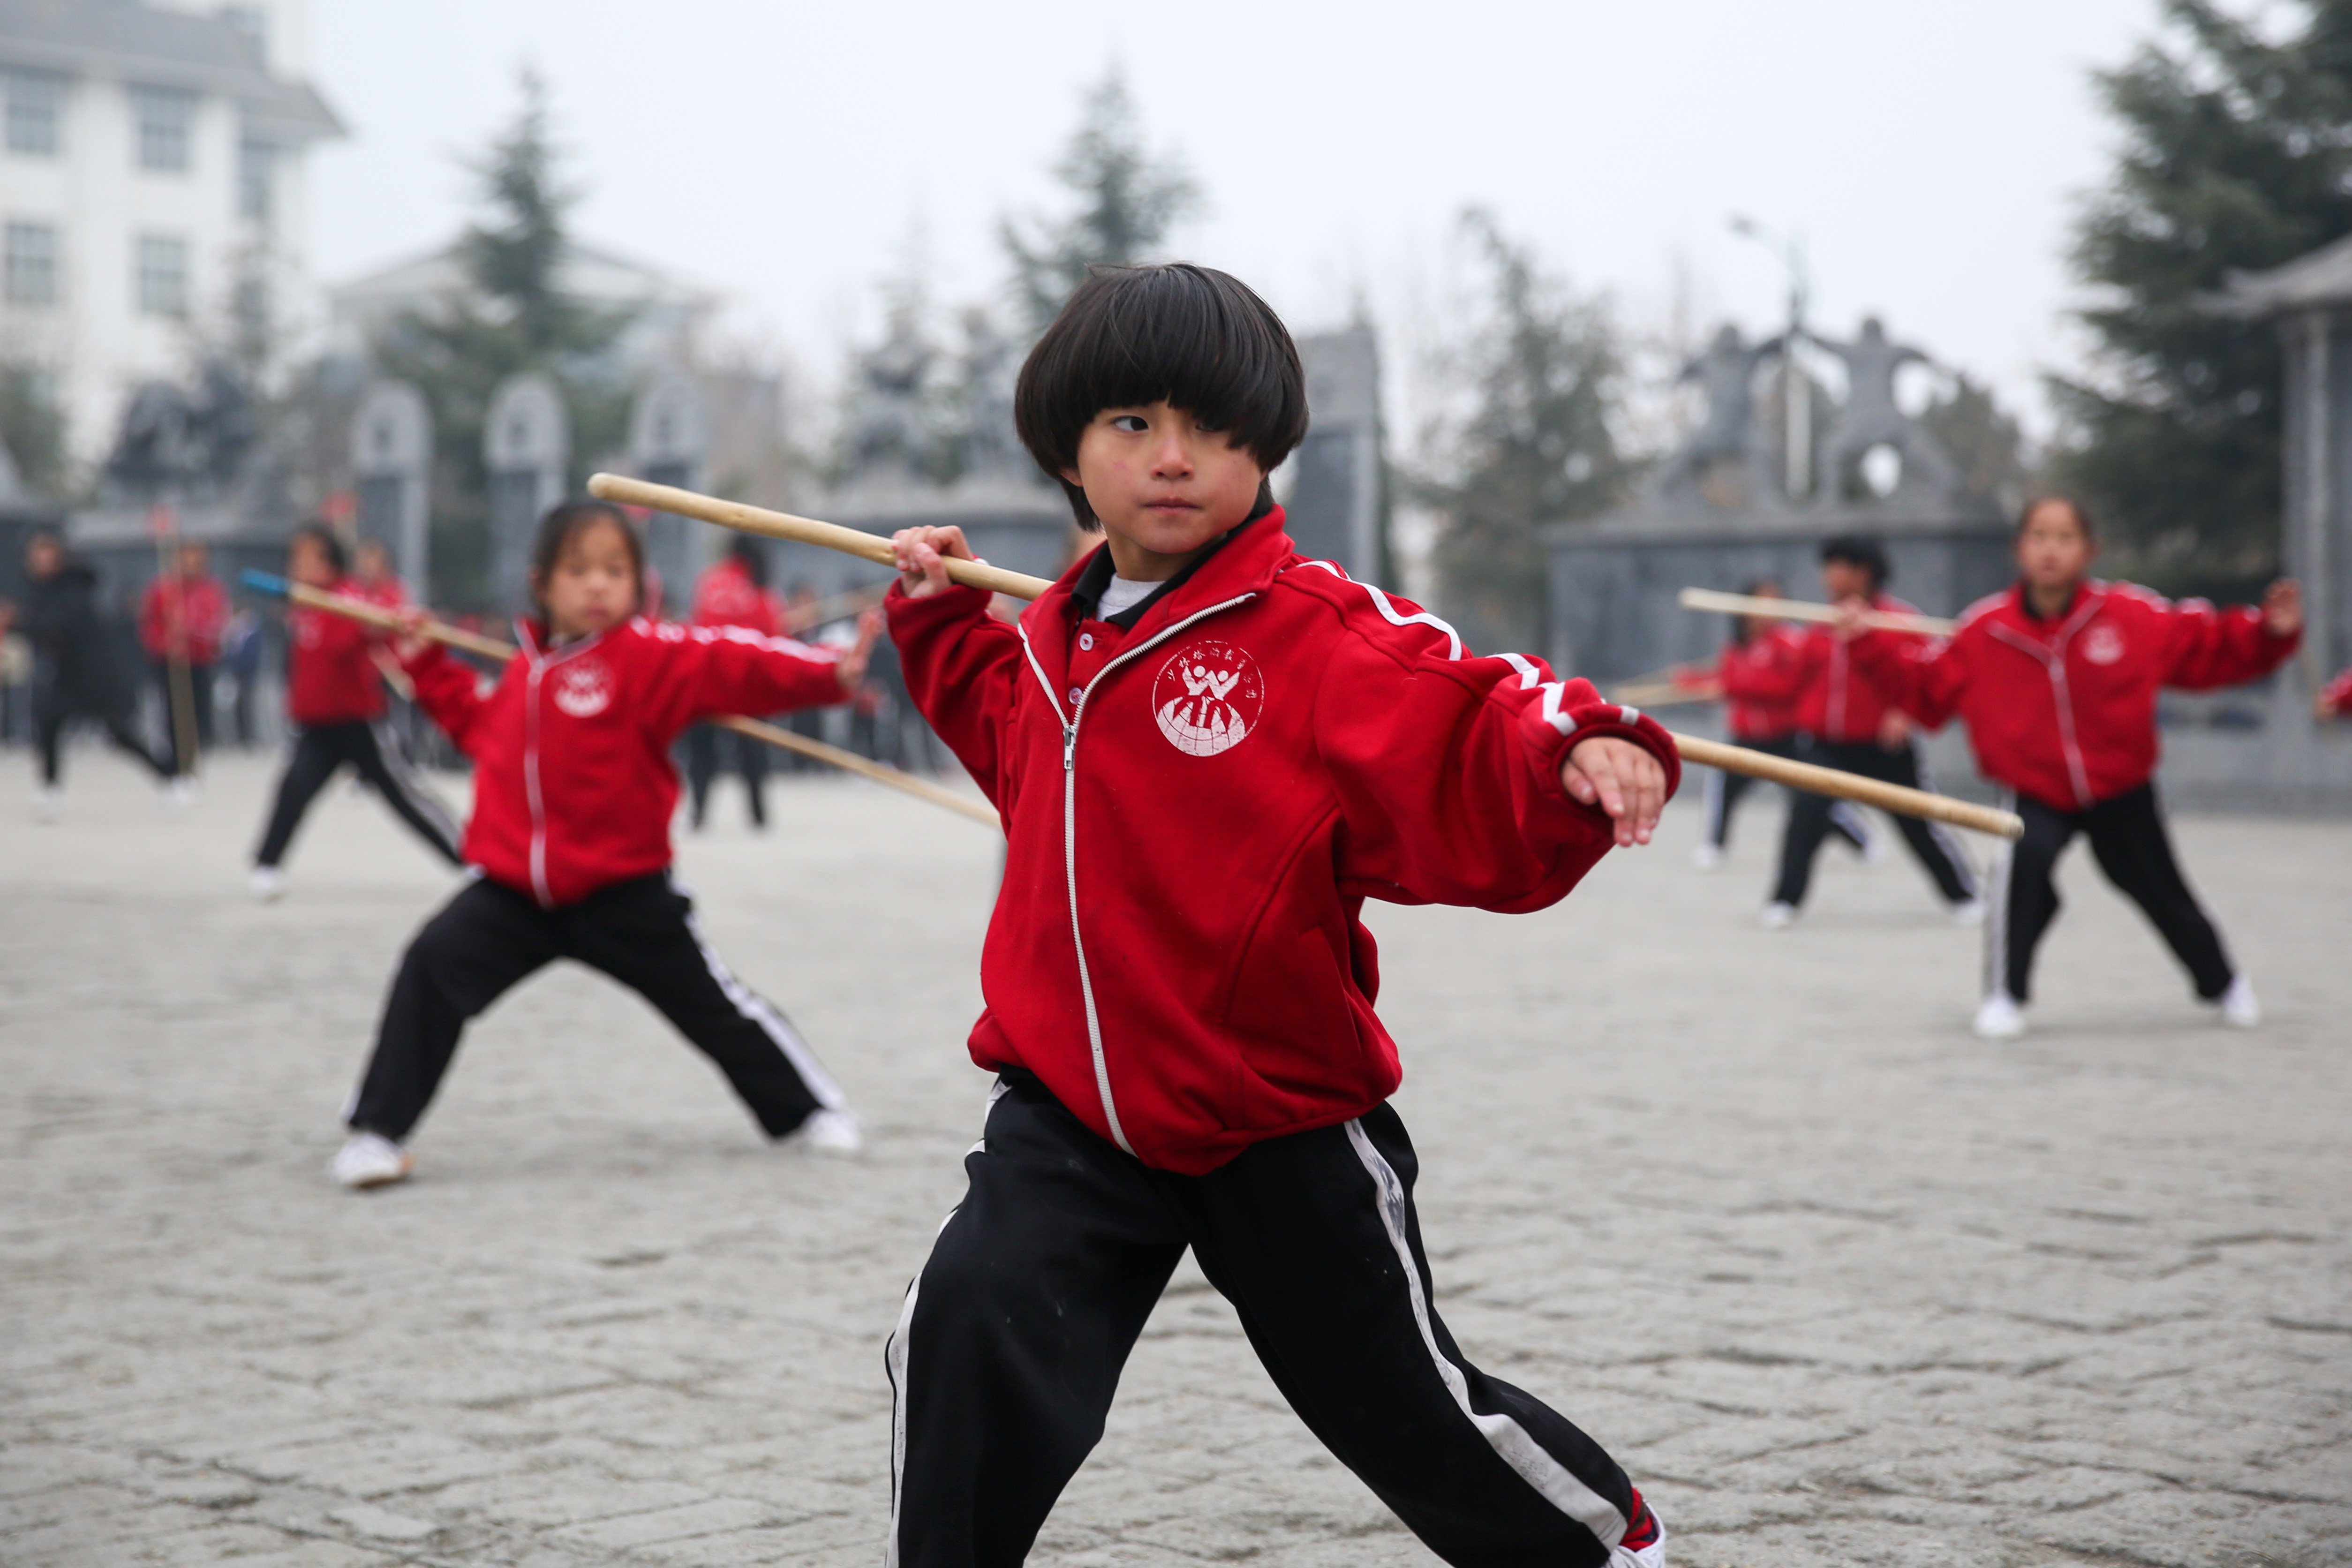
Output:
[2263, 579, 2303, 638]
[890, 526, 976, 599]
[391, 605, 432, 661]
[1562, 736, 1666, 848]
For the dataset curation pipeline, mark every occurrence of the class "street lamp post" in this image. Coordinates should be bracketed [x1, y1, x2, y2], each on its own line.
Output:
[1730, 215, 1810, 501]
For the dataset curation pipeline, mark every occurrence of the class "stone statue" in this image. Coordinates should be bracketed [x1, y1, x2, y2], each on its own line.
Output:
[1813, 316, 1957, 499]
[1655, 324, 1781, 498]
[847, 312, 934, 484]
[103, 361, 256, 501]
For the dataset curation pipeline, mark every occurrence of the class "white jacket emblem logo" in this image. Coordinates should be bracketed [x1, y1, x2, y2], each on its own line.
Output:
[2082, 624, 2126, 666]
[553, 657, 614, 717]
[1153, 641, 1264, 757]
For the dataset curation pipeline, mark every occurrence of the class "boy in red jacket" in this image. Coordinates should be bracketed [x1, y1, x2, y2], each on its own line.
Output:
[1764, 537, 1982, 927]
[881, 265, 1671, 1568]
[250, 525, 463, 900]
[1691, 578, 1875, 868]
[330, 501, 870, 1189]
[1845, 496, 2301, 1038]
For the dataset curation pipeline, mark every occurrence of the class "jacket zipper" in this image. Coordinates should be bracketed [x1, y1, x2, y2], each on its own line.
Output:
[518, 625, 607, 909]
[1016, 593, 1258, 1157]
[1990, 592, 2102, 809]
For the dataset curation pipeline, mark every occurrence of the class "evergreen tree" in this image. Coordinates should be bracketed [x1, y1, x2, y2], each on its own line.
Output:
[0, 359, 71, 499]
[1919, 373, 2033, 513]
[1418, 211, 1630, 655]
[372, 72, 633, 608]
[1001, 71, 1200, 331]
[2051, 0, 2352, 593]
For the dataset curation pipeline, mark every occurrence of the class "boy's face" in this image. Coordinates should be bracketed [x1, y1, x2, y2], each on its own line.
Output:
[1062, 402, 1266, 576]
[1820, 559, 1873, 602]
[289, 538, 335, 589]
[2016, 502, 2096, 593]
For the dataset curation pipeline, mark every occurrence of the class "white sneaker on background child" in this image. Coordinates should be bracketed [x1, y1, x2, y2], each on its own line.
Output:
[249, 866, 285, 903]
[784, 1108, 864, 1155]
[1759, 901, 1796, 930]
[2215, 975, 2261, 1028]
[33, 785, 60, 822]
[162, 776, 196, 814]
[1690, 842, 1723, 871]
[332, 1132, 412, 1189]
[1949, 897, 1988, 927]
[1973, 992, 2026, 1040]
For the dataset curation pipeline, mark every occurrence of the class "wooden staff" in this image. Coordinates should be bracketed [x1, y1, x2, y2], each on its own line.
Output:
[590, 475, 2023, 840]
[240, 571, 998, 828]
[1678, 586, 1956, 637]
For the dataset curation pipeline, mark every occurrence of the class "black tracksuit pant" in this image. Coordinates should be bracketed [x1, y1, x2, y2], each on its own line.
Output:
[1772, 736, 1978, 908]
[33, 701, 173, 788]
[685, 722, 769, 828]
[886, 1072, 1656, 1568]
[1701, 731, 1871, 852]
[1986, 783, 2235, 1003]
[347, 872, 844, 1142]
[254, 719, 463, 869]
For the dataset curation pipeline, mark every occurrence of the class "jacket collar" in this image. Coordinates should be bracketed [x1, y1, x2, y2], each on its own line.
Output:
[515, 617, 618, 665]
[1018, 508, 1297, 691]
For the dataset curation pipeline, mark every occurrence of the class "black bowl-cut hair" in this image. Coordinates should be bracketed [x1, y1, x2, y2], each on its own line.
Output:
[1014, 263, 1309, 531]
[1820, 534, 1890, 591]
[290, 520, 347, 578]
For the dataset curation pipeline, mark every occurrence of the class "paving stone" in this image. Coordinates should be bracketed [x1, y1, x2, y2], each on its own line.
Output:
[3, 758, 2347, 1565]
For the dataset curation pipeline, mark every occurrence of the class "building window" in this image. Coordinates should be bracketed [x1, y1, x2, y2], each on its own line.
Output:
[4, 68, 66, 157]
[239, 138, 275, 225]
[5, 221, 60, 305]
[136, 233, 189, 317]
[130, 85, 195, 173]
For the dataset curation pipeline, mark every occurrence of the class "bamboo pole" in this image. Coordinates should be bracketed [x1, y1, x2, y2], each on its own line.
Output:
[239, 571, 998, 828]
[1678, 586, 1956, 637]
[588, 475, 2022, 840]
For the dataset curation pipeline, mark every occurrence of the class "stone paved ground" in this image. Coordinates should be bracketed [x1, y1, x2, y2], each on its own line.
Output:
[2, 753, 2348, 1568]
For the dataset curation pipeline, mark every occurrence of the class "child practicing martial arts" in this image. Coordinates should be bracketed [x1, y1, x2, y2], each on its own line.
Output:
[1690, 578, 1876, 869]
[881, 263, 1672, 1568]
[1844, 495, 2302, 1039]
[251, 524, 463, 899]
[330, 500, 870, 1189]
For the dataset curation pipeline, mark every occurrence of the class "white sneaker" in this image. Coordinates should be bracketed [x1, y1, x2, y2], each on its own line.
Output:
[1973, 992, 2026, 1040]
[1759, 901, 1796, 930]
[1949, 898, 1988, 927]
[250, 866, 286, 903]
[162, 776, 196, 813]
[332, 1132, 413, 1189]
[1862, 830, 1890, 866]
[33, 785, 60, 822]
[1691, 842, 1724, 871]
[2216, 975, 2261, 1028]
[784, 1108, 863, 1155]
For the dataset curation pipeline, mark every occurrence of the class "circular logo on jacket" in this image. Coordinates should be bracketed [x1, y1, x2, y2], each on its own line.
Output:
[1153, 641, 1264, 757]
[2082, 624, 2126, 666]
[552, 656, 614, 717]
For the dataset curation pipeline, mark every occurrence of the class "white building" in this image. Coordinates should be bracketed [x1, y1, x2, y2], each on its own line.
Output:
[0, 0, 340, 477]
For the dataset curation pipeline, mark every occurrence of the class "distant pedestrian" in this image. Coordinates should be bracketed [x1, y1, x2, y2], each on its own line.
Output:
[219, 609, 264, 748]
[1691, 578, 1875, 869]
[139, 539, 229, 778]
[1848, 496, 2302, 1038]
[1764, 537, 1982, 928]
[682, 536, 781, 829]
[331, 500, 871, 1190]
[9, 530, 175, 819]
[249, 524, 463, 900]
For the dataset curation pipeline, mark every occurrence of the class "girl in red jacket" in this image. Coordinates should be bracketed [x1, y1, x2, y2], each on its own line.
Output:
[250, 524, 463, 899]
[1692, 578, 1875, 868]
[1847, 497, 2302, 1039]
[330, 501, 870, 1189]
[879, 265, 1669, 1568]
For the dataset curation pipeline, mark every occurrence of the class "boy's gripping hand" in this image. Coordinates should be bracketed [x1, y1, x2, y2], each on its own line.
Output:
[1562, 736, 1666, 849]
[836, 607, 881, 692]
[391, 605, 433, 661]
[890, 526, 977, 599]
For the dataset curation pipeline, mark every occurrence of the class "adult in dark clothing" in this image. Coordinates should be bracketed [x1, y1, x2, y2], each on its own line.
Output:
[9, 532, 173, 817]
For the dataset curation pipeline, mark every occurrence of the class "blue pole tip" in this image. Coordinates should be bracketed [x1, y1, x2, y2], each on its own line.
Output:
[240, 569, 290, 595]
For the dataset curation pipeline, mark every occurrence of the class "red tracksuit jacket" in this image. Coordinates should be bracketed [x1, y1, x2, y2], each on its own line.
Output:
[1784, 592, 1930, 743]
[1851, 580, 2299, 811]
[403, 617, 845, 906]
[140, 574, 230, 664]
[1712, 626, 1812, 742]
[287, 587, 390, 725]
[2324, 665, 2352, 714]
[887, 508, 1681, 1175]
[691, 558, 782, 635]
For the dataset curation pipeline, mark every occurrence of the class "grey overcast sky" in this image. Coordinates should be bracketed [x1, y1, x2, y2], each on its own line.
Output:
[309, 0, 2174, 438]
